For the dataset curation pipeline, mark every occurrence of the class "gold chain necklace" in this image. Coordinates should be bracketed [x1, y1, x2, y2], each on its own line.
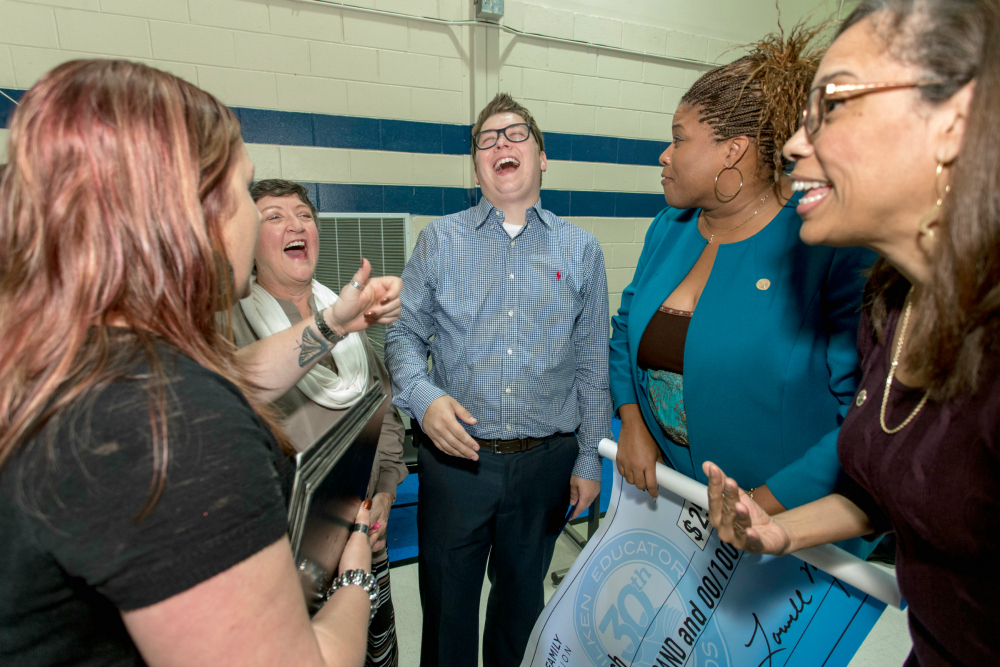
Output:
[702, 192, 770, 244]
[880, 290, 930, 434]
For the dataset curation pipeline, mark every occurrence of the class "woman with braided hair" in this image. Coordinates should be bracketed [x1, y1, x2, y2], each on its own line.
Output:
[609, 27, 878, 557]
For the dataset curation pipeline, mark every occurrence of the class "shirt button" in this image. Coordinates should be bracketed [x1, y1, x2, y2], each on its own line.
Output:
[527, 224, 531, 228]
[509, 274, 514, 279]
[510, 241, 515, 246]
[508, 310, 513, 316]
[506, 424, 512, 430]
[495, 210, 501, 216]
[506, 388, 511, 394]
[507, 349, 512, 355]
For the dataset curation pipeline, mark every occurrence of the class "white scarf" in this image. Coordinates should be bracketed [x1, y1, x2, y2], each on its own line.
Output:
[240, 277, 369, 409]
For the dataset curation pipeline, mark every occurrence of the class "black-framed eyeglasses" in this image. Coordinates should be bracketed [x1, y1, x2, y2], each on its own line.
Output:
[473, 123, 533, 150]
[801, 80, 944, 138]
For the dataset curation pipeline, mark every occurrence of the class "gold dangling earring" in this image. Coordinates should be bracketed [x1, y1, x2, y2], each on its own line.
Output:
[714, 165, 744, 200]
[918, 161, 950, 238]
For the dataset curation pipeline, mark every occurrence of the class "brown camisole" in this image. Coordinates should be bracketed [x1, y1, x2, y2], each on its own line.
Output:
[637, 306, 692, 374]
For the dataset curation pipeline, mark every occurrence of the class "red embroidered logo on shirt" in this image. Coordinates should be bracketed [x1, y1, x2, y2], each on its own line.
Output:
[556, 271, 562, 280]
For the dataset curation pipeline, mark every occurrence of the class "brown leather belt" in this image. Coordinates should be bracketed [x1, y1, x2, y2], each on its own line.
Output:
[472, 432, 574, 455]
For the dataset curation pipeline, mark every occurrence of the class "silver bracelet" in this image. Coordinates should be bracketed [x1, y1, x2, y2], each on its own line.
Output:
[323, 569, 379, 622]
[314, 310, 346, 345]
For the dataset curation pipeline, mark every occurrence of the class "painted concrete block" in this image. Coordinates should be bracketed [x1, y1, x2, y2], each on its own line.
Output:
[378, 49, 440, 89]
[309, 41, 378, 82]
[150, 21, 235, 67]
[245, 143, 282, 180]
[0, 0, 59, 48]
[0, 47, 15, 87]
[408, 23, 462, 58]
[375, 0, 438, 18]
[620, 81, 663, 113]
[190, 0, 270, 33]
[573, 14, 622, 49]
[639, 111, 672, 141]
[10, 45, 88, 88]
[596, 53, 642, 83]
[438, 56, 464, 92]
[546, 101, 595, 134]
[522, 68, 573, 104]
[591, 218, 634, 244]
[410, 152, 466, 187]
[635, 215, 654, 242]
[499, 65, 522, 97]
[55, 8, 150, 58]
[623, 22, 666, 56]
[665, 30, 709, 62]
[547, 45, 597, 77]
[611, 242, 642, 268]
[595, 106, 641, 139]
[502, 37, 547, 69]
[643, 61, 686, 88]
[542, 160, 594, 191]
[276, 74, 349, 115]
[197, 65, 277, 108]
[410, 87, 464, 124]
[606, 266, 636, 293]
[346, 80, 411, 119]
[572, 75, 619, 108]
[638, 165, 665, 193]
[0, 128, 8, 162]
[15, 0, 98, 9]
[662, 87, 684, 114]
[522, 3, 574, 40]
[280, 145, 351, 182]
[343, 13, 407, 51]
[594, 163, 638, 192]
[350, 149, 412, 185]
[268, 1, 344, 43]
[100, 0, 189, 22]
[234, 32, 310, 75]
[608, 292, 622, 319]
[518, 99, 547, 128]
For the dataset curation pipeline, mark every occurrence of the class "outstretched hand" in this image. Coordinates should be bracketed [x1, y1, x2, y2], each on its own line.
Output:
[703, 461, 792, 556]
[325, 259, 403, 335]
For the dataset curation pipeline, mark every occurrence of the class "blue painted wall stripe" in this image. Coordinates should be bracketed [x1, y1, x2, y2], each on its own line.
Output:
[306, 183, 665, 219]
[1, 88, 666, 166]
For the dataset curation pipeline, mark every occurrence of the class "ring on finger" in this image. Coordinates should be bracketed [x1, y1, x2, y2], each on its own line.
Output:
[350, 523, 370, 535]
[350, 278, 365, 291]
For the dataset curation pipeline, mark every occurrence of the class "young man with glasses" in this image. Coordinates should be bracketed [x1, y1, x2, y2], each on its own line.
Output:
[385, 93, 611, 667]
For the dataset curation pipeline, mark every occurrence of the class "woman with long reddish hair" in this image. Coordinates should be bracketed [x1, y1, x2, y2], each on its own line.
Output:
[0, 59, 400, 666]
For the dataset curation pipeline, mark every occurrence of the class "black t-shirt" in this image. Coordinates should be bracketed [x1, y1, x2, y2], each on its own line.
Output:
[0, 344, 292, 666]
[836, 308, 1000, 666]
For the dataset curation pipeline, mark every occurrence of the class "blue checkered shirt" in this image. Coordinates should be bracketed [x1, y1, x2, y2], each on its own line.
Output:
[385, 196, 611, 480]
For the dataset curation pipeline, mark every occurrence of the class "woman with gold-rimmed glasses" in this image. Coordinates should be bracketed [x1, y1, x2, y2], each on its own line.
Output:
[706, 1, 1000, 664]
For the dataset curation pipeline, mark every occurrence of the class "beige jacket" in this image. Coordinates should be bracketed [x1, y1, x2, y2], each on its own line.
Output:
[228, 297, 407, 500]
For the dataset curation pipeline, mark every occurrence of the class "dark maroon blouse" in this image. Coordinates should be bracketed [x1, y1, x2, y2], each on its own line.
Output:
[836, 305, 1000, 666]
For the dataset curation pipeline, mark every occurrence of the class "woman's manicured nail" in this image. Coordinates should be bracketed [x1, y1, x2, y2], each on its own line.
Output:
[364, 498, 372, 510]
[381, 297, 391, 305]
[372, 522, 382, 531]
[365, 311, 375, 317]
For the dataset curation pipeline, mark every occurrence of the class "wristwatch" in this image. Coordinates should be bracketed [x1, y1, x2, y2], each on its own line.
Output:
[314, 310, 346, 345]
[323, 569, 379, 622]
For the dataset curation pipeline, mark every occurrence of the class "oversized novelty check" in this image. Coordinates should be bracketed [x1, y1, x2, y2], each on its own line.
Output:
[520, 439, 900, 667]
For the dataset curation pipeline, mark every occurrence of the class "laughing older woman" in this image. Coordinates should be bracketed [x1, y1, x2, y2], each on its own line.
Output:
[230, 179, 406, 667]
[706, 1, 1000, 664]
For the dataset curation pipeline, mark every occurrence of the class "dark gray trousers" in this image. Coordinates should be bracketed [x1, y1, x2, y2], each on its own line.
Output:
[416, 431, 578, 667]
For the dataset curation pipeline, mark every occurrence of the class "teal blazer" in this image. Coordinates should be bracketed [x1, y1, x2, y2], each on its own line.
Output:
[609, 203, 877, 556]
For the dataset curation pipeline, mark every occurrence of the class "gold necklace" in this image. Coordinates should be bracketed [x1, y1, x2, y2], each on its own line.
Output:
[702, 192, 770, 244]
[880, 290, 930, 434]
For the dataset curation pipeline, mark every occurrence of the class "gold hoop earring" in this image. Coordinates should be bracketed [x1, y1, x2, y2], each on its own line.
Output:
[918, 161, 950, 238]
[715, 165, 743, 200]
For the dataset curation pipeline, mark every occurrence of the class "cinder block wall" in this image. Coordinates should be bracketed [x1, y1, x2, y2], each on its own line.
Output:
[0, 0, 841, 319]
